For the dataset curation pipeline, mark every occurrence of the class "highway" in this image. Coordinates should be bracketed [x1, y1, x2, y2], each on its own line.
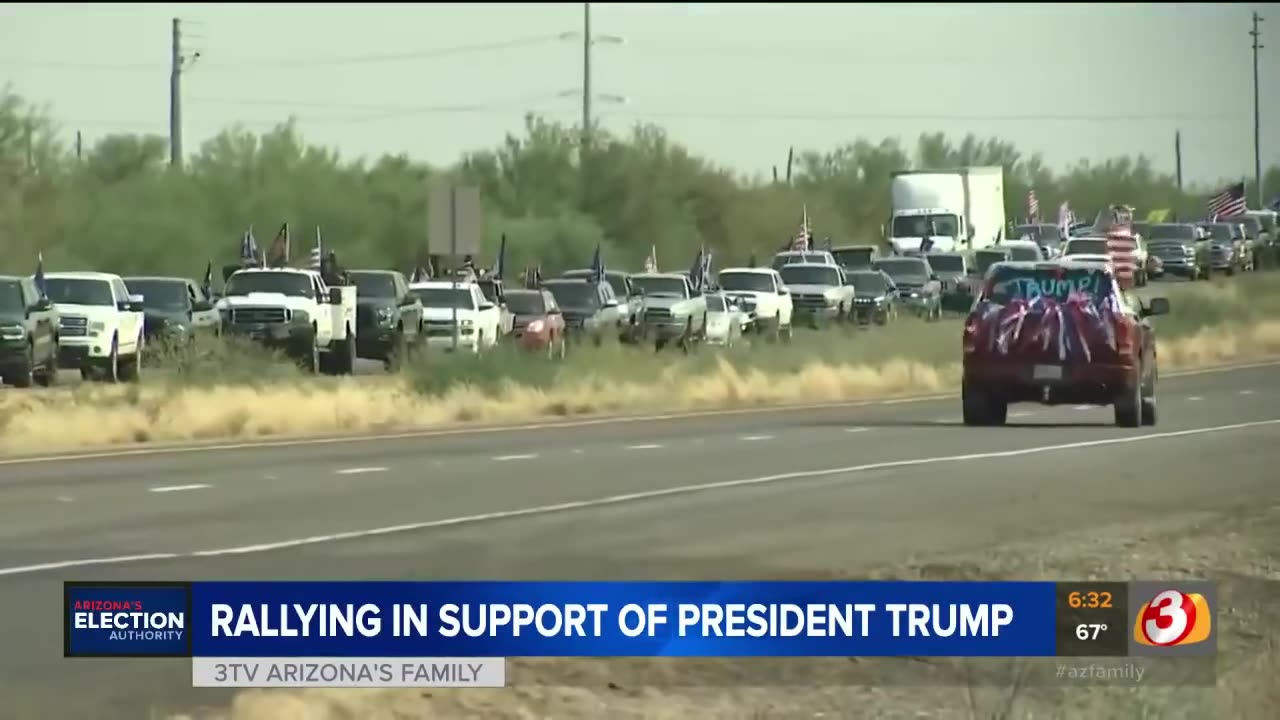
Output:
[0, 362, 1276, 718]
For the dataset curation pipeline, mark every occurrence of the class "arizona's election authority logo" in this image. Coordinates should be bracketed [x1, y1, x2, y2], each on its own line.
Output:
[64, 582, 192, 658]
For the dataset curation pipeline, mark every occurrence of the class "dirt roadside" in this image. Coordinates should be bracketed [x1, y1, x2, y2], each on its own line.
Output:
[174, 503, 1278, 720]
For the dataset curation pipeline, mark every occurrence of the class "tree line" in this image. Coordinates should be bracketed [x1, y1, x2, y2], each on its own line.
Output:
[2, 87, 1276, 280]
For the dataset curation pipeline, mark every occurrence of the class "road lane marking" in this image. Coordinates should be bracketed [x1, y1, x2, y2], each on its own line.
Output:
[1187, 396, 1203, 401]
[844, 427, 869, 434]
[571, 449, 584, 455]
[626, 444, 664, 450]
[335, 467, 387, 475]
[4, 359, 1272, 466]
[148, 484, 210, 493]
[1239, 390, 1255, 395]
[492, 454, 538, 462]
[3, 417, 1276, 577]
[740, 435, 774, 441]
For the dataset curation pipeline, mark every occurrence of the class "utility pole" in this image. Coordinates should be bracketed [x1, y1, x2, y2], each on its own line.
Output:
[1251, 11, 1264, 207]
[1174, 130, 1183, 191]
[582, 3, 592, 155]
[75, 130, 83, 162]
[170, 17, 183, 169]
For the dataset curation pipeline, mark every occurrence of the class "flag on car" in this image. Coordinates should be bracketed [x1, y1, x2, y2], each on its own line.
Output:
[688, 248, 706, 292]
[492, 234, 507, 279]
[267, 223, 290, 267]
[34, 253, 47, 300]
[589, 244, 604, 284]
[239, 226, 259, 263]
[1207, 181, 1247, 218]
[1100, 206, 1138, 288]
[202, 261, 213, 298]
[1057, 200, 1072, 237]
[309, 226, 323, 270]
[790, 205, 812, 250]
[1027, 189, 1040, 222]
[747, 251, 758, 268]
[644, 245, 657, 273]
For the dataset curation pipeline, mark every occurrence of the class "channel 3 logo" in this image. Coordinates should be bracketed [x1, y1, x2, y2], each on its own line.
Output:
[1133, 589, 1212, 647]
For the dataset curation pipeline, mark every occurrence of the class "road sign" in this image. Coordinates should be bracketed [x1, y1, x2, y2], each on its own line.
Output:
[428, 183, 482, 258]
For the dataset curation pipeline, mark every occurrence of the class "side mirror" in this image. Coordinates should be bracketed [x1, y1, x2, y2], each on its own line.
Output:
[192, 300, 213, 312]
[778, 286, 789, 295]
[1143, 297, 1171, 317]
[930, 273, 940, 281]
[603, 299, 619, 308]
[328, 288, 342, 304]
[546, 307, 561, 315]
[124, 294, 145, 312]
[479, 302, 495, 311]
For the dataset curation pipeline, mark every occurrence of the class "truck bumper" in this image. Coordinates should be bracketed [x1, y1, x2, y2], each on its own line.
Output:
[963, 359, 1137, 405]
[223, 323, 314, 358]
[794, 306, 841, 325]
[356, 330, 399, 359]
[57, 336, 115, 366]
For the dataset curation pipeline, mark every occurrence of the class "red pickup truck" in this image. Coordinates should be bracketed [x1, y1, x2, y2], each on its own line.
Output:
[961, 260, 1170, 427]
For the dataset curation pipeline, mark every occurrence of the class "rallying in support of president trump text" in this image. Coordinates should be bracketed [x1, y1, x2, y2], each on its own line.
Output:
[211, 602, 1014, 639]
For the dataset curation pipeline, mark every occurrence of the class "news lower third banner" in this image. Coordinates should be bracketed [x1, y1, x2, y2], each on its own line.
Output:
[64, 580, 1218, 687]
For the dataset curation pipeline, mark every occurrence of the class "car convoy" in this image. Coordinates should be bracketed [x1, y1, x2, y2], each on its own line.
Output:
[3, 171, 1275, 439]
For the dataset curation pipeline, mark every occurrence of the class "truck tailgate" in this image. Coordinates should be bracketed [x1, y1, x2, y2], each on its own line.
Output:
[964, 295, 1133, 367]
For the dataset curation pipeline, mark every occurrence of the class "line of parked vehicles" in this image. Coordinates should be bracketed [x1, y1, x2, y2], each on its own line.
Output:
[2, 189, 1275, 388]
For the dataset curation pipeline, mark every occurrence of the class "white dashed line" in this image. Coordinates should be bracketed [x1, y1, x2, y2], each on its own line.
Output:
[740, 435, 774, 441]
[56, 496, 75, 503]
[1187, 396, 1203, 401]
[844, 427, 869, 434]
[335, 467, 387, 475]
[1239, 390, 1256, 396]
[492, 454, 538, 462]
[626, 444, 664, 450]
[571, 449, 584, 455]
[148, 484, 210, 494]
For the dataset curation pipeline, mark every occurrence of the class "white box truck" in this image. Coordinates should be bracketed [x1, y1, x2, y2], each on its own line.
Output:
[886, 167, 1007, 254]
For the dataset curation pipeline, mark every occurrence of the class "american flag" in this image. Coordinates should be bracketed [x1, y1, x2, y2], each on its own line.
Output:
[1056, 201, 1072, 237]
[643, 245, 657, 273]
[790, 205, 812, 250]
[1027, 190, 1040, 222]
[1099, 206, 1138, 287]
[309, 226, 323, 270]
[1206, 181, 1247, 219]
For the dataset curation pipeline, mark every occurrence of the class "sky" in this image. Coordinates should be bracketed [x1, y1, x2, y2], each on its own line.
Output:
[1, 3, 1275, 188]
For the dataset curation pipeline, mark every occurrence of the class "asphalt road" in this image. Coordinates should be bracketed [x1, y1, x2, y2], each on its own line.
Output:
[0, 362, 1276, 718]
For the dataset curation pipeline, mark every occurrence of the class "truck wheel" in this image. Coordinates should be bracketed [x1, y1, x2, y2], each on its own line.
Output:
[34, 346, 57, 388]
[100, 336, 120, 383]
[1114, 370, 1143, 428]
[119, 341, 143, 383]
[386, 331, 408, 372]
[962, 382, 1006, 426]
[306, 342, 321, 374]
[1140, 363, 1158, 427]
[334, 331, 356, 375]
[10, 346, 35, 388]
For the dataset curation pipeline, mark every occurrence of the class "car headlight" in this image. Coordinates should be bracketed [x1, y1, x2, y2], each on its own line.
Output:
[89, 321, 106, 337]
[376, 306, 396, 326]
[460, 318, 474, 328]
[0, 324, 24, 340]
[527, 319, 545, 333]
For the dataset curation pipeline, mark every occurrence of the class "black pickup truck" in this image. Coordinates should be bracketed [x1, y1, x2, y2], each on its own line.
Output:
[0, 275, 59, 387]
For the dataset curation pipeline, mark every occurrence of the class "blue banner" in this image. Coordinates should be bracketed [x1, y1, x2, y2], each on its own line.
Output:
[170, 581, 1058, 658]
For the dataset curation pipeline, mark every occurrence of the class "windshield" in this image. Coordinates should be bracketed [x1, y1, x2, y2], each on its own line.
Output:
[124, 280, 188, 310]
[873, 259, 928, 283]
[984, 266, 1114, 306]
[1007, 246, 1043, 262]
[831, 248, 874, 269]
[1063, 239, 1109, 256]
[1255, 214, 1277, 233]
[349, 272, 397, 299]
[975, 251, 1008, 274]
[409, 287, 475, 309]
[1236, 218, 1261, 239]
[224, 272, 314, 298]
[504, 291, 546, 315]
[706, 295, 727, 312]
[891, 214, 960, 238]
[631, 276, 687, 298]
[1146, 224, 1196, 241]
[45, 278, 115, 306]
[926, 254, 965, 273]
[1199, 224, 1233, 242]
[780, 265, 841, 286]
[544, 282, 598, 309]
[564, 270, 629, 297]
[476, 281, 500, 303]
[0, 280, 23, 311]
[849, 272, 888, 294]
[718, 271, 775, 293]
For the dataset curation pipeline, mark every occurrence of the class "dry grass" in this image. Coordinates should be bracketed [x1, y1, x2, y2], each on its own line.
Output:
[2, 319, 1278, 455]
[173, 503, 1280, 720]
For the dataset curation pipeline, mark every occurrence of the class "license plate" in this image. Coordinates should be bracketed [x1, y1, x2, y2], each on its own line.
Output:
[1033, 364, 1062, 381]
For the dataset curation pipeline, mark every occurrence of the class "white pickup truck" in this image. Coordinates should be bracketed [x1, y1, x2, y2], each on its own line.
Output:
[715, 267, 794, 341]
[778, 263, 856, 327]
[44, 271, 146, 382]
[407, 280, 502, 353]
[216, 267, 358, 374]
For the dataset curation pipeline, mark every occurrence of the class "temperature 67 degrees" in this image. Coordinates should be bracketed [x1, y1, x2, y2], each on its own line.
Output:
[1076, 623, 1107, 641]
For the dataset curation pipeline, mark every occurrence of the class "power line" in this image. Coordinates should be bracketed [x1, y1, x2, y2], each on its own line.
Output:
[193, 33, 577, 71]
